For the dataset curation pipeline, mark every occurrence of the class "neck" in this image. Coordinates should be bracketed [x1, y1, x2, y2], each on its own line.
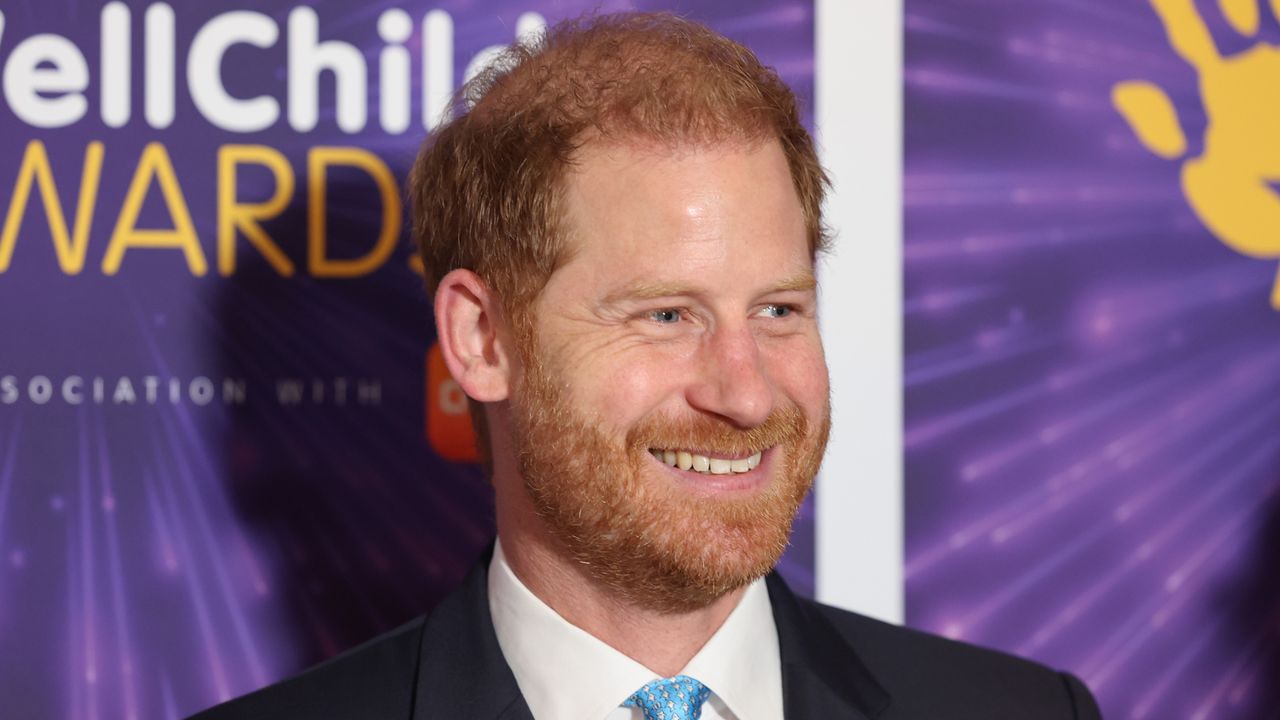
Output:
[496, 498, 745, 677]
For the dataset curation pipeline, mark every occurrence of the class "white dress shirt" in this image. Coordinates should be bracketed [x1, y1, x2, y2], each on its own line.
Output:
[488, 540, 785, 720]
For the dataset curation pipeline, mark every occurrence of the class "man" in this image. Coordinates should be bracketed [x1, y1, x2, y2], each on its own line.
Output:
[194, 13, 1101, 720]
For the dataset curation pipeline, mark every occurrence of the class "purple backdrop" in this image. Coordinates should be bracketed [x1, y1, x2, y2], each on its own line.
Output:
[906, 1, 1280, 719]
[0, 2, 815, 718]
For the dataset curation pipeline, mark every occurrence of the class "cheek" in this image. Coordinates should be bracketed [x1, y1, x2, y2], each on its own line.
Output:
[763, 337, 829, 409]
[572, 349, 691, 427]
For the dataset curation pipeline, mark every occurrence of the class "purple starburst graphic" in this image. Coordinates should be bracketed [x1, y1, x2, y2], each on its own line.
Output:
[0, 2, 815, 718]
[906, 2, 1280, 719]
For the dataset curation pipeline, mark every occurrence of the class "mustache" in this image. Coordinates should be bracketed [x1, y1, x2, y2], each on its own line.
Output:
[626, 404, 808, 457]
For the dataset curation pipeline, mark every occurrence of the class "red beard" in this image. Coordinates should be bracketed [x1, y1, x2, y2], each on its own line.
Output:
[510, 341, 830, 614]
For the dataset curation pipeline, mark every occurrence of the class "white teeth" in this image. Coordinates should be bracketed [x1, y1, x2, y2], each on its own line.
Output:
[677, 451, 693, 470]
[653, 449, 766, 475]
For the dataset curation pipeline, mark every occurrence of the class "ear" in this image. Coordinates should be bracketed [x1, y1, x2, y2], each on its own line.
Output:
[434, 269, 514, 402]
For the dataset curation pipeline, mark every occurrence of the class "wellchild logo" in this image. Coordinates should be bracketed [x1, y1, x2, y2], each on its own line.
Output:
[0, 5, 544, 280]
[0, 4, 546, 133]
[1113, 0, 1280, 310]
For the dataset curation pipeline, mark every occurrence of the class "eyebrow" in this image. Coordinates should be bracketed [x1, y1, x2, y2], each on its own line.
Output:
[603, 272, 817, 304]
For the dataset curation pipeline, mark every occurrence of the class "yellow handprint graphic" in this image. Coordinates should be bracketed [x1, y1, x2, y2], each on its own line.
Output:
[1114, 0, 1280, 309]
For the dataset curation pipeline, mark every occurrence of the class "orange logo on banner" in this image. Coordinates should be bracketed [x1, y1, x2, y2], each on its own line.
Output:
[1113, 0, 1280, 310]
[425, 343, 479, 462]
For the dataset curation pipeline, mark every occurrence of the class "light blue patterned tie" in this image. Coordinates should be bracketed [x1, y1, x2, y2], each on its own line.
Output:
[623, 675, 712, 720]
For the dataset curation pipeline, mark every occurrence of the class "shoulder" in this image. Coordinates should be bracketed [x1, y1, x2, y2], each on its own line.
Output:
[805, 598, 1100, 719]
[187, 617, 426, 720]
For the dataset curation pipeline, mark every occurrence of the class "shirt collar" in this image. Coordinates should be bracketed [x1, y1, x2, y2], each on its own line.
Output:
[488, 539, 783, 720]
[681, 578, 783, 720]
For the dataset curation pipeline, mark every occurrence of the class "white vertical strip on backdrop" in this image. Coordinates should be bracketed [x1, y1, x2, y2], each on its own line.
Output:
[813, 0, 904, 623]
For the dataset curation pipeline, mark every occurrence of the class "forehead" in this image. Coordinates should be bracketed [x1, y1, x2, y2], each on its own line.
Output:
[550, 139, 812, 296]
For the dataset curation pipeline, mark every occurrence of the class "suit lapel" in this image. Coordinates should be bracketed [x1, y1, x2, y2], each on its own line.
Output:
[766, 573, 891, 719]
[409, 551, 889, 720]
[413, 546, 534, 720]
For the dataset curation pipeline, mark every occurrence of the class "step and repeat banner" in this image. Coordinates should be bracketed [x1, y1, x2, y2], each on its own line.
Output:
[906, 1, 1280, 719]
[6, 0, 1277, 719]
[0, 2, 816, 718]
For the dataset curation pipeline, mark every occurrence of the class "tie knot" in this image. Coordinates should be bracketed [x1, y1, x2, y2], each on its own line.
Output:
[624, 675, 712, 720]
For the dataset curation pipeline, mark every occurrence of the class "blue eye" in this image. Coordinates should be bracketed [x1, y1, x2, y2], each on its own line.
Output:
[761, 304, 793, 318]
[649, 309, 681, 324]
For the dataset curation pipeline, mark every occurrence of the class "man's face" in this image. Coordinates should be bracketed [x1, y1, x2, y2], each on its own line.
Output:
[508, 139, 830, 613]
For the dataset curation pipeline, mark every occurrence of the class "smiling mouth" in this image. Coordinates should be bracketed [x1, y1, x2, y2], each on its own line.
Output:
[648, 448, 764, 475]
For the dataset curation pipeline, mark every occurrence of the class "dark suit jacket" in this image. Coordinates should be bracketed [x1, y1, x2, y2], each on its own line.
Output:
[190, 552, 1102, 720]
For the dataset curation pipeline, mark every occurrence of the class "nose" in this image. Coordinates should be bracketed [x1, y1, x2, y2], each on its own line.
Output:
[685, 323, 775, 428]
